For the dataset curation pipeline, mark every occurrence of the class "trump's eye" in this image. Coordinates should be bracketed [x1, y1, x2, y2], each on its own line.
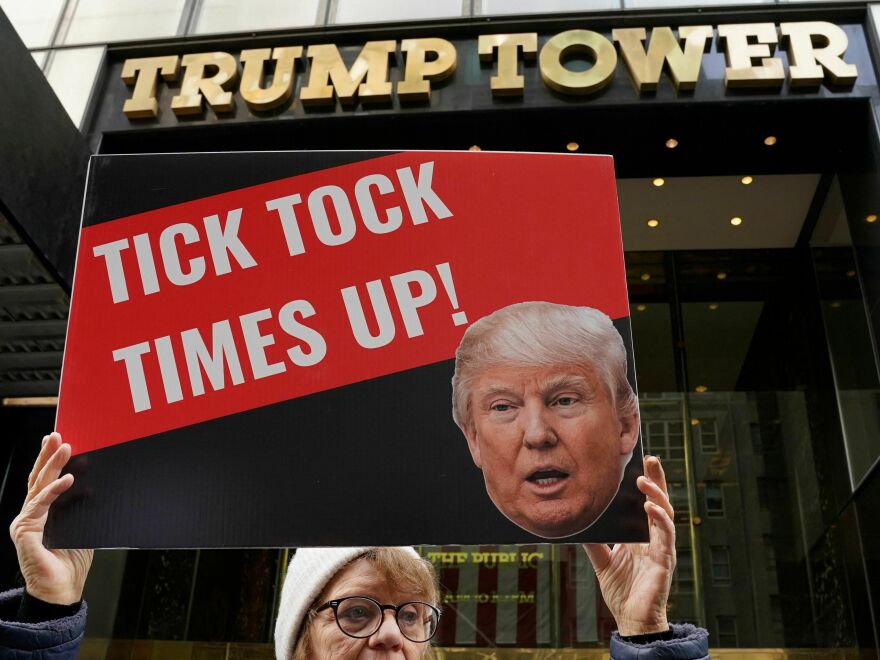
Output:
[553, 396, 577, 406]
[490, 402, 513, 412]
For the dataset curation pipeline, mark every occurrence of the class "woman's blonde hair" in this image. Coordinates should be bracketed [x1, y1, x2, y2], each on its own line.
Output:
[293, 547, 439, 659]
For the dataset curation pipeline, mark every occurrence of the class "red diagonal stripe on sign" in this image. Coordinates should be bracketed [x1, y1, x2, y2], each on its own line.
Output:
[58, 151, 627, 454]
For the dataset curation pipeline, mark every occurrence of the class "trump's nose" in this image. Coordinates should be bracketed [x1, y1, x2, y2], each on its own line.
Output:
[521, 402, 558, 449]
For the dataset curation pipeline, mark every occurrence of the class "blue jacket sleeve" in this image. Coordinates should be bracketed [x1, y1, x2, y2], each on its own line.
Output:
[610, 623, 709, 660]
[0, 588, 86, 659]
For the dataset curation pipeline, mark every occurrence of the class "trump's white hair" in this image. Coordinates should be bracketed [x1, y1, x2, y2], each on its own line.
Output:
[451, 301, 637, 431]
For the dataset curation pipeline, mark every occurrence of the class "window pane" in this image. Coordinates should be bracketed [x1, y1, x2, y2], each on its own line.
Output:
[0, 0, 64, 48]
[630, 299, 677, 393]
[705, 483, 724, 517]
[194, 0, 322, 35]
[45, 46, 105, 128]
[678, 245, 859, 648]
[332, 0, 463, 25]
[763, 535, 777, 575]
[669, 482, 690, 524]
[810, 178, 880, 488]
[716, 616, 738, 646]
[711, 546, 731, 585]
[62, 0, 185, 45]
[478, 0, 618, 15]
[698, 418, 719, 453]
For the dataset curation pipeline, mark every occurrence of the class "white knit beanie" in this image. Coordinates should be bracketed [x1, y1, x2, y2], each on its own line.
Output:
[274, 547, 420, 660]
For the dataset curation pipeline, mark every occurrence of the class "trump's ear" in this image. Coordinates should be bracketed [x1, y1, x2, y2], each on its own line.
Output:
[618, 411, 640, 455]
[463, 425, 483, 469]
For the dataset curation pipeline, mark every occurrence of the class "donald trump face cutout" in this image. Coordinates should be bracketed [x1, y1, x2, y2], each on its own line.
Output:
[452, 302, 640, 538]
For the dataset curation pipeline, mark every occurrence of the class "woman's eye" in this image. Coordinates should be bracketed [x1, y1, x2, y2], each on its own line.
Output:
[341, 606, 369, 621]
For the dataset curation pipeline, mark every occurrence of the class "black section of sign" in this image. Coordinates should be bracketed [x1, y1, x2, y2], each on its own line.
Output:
[46, 354, 647, 549]
[84, 151, 397, 227]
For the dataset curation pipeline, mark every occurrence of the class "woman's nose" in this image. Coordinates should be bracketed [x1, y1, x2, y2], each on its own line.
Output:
[368, 609, 405, 650]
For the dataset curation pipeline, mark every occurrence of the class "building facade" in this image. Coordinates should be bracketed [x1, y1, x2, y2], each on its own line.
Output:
[0, 1, 878, 657]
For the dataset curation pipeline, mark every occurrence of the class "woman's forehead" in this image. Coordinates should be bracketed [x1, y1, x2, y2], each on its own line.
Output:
[321, 558, 422, 601]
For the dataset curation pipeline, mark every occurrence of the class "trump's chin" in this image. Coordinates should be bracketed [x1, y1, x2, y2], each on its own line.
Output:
[492, 496, 606, 540]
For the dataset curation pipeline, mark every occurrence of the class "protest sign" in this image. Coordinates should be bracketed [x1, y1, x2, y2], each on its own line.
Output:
[49, 151, 647, 548]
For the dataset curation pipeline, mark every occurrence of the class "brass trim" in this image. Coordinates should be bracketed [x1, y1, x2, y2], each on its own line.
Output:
[2, 396, 59, 407]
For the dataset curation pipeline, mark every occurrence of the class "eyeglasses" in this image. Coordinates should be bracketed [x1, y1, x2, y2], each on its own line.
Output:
[315, 596, 441, 643]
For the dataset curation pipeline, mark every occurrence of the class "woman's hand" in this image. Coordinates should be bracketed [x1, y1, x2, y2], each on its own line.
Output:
[583, 455, 675, 636]
[8, 432, 93, 605]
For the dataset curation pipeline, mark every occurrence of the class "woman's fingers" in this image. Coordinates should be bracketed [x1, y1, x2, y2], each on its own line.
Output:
[637, 474, 674, 520]
[32, 473, 75, 518]
[12, 474, 74, 550]
[583, 543, 613, 574]
[645, 455, 668, 497]
[25, 442, 71, 509]
[21, 474, 74, 528]
[27, 433, 60, 493]
[645, 501, 676, 566]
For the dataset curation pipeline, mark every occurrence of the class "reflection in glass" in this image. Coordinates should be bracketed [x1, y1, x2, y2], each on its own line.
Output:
[0, 0, 64, 48]
[810, 177, 880, 489]
[710, 546, 731, 585]
[194, 0, 322, 34]
[683, 302, 764, 392]
[629, 299, 677, 393]
[333, 0, 463, 25]
[679, 247, 856, 649]
[62, 0, 185, 44]
[716, 616, 738, 646]
[45, 46, 105, 128]
[629, 291, 699, 628]
[422, 544, 555, 647]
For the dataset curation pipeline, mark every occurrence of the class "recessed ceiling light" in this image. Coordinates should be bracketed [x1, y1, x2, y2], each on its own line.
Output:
[636, 304, 647, 312]
[717, 272, 727, 280]
[867, 214, 878, 223]
[846, 270, 856, 277]
[695, 385, 709, 393]
[640, 273, 651, 281]
[709, 303, 719, 310]
[831, 301, 841, 308]
[647, 218, 660, 228]
[468, 145, 481, 151]
[652, 178, 665, 187]
[665, 138, 678, 149]
[566, 142, 579, 152]
[764, 136, 777, 146]
[730, 216, 743, 226]
[741, 176, 753, 185]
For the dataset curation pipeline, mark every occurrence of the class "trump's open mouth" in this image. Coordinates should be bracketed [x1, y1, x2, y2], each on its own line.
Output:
[526, 469, 570, 487]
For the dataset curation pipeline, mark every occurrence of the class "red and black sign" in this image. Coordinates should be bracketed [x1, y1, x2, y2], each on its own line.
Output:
[48, 151, 647, 548]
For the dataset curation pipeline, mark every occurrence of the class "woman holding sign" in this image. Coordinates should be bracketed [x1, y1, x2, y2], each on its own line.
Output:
[3, 432, 707, 659]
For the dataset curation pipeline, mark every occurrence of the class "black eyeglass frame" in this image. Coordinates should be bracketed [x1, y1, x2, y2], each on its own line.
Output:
[315, 595, 441, 643]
